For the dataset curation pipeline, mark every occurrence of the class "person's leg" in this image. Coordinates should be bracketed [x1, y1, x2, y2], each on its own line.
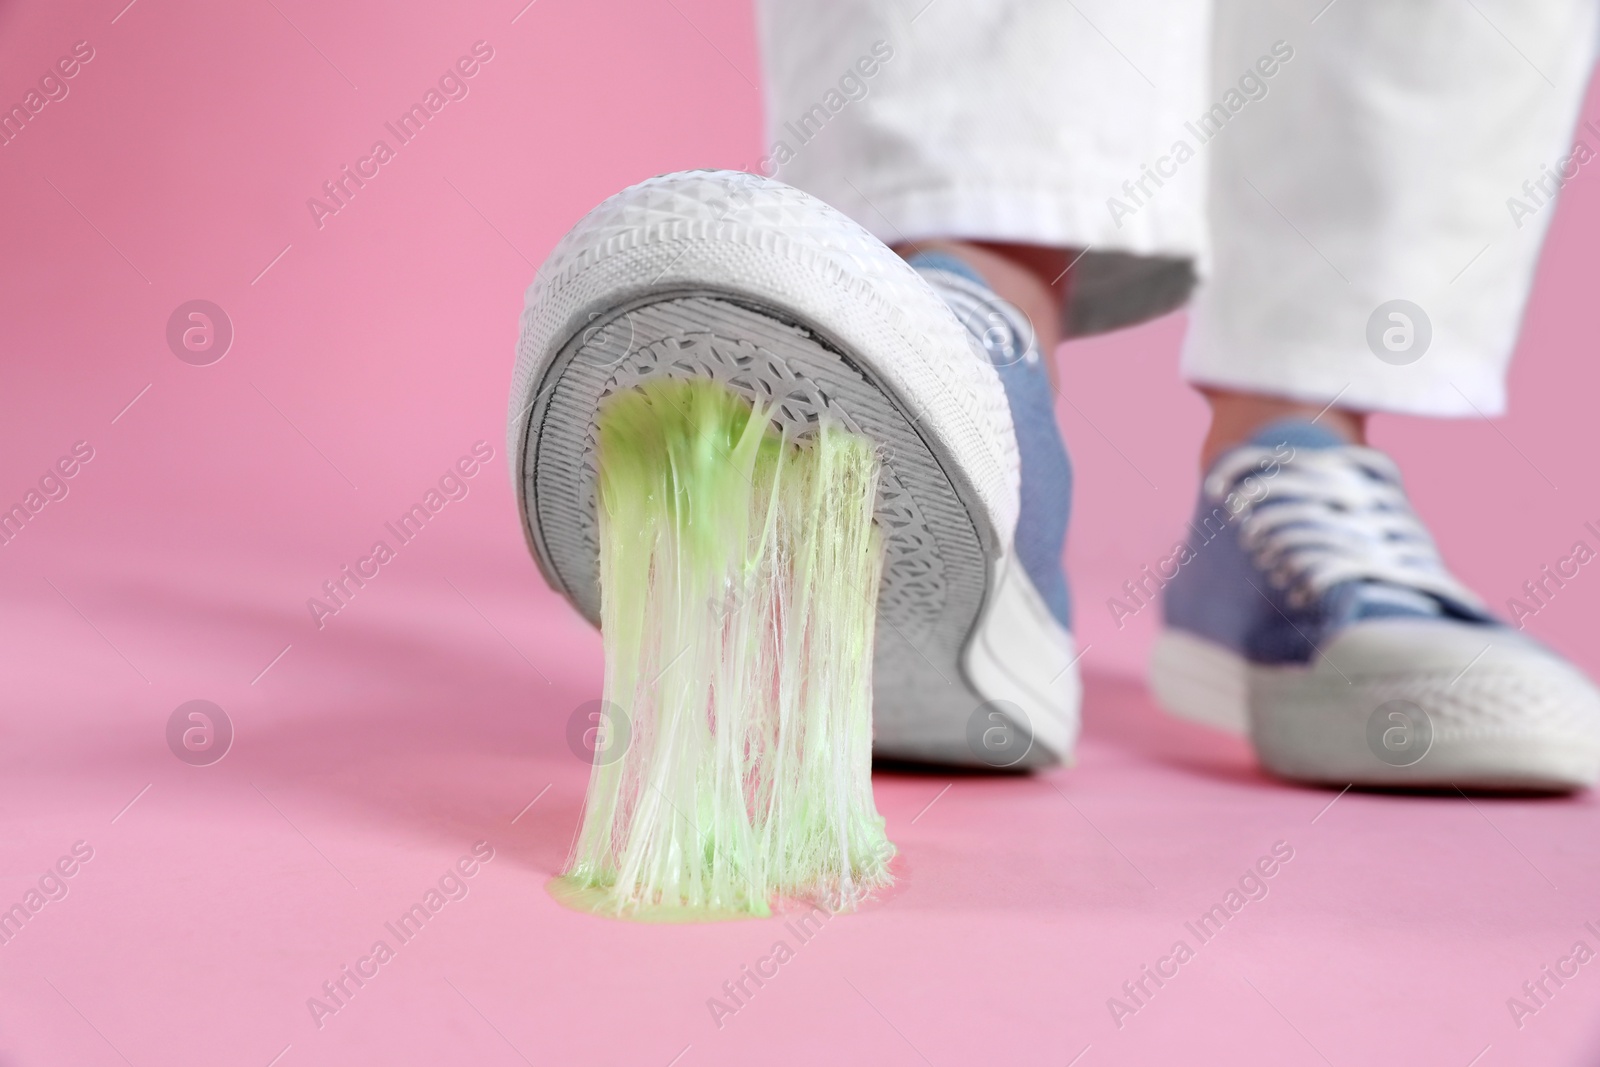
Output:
[755, 0, 1214, 765]
[1186, 0, 1599, 425]
[1198, 388, 1364, 468]
[1152, 0, 1600, 788]
[754, 0, 1211, 341]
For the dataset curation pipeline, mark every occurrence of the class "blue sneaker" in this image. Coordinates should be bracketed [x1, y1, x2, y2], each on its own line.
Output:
[1150, 420, 1600, 790]
[509, 171, 1080, 770]
[909, 251, 1081, 768]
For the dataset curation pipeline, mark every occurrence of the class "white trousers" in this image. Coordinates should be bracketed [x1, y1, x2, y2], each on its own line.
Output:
[756, 0, 1599, 416]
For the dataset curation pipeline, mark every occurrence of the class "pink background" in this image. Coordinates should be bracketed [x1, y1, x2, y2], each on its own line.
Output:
[4, 0, 1600, 1063]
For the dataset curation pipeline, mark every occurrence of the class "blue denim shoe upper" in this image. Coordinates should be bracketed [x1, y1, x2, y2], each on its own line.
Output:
[909, 251, 1074, 630]
[1162, 419, 1497, 665]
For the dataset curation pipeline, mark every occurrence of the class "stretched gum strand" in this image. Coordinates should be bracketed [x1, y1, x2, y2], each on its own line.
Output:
[551, 379, 894, 921]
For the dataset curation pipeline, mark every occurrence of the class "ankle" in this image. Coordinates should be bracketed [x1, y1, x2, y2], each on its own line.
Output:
[897, 239, 1069, 358]
[1199, 388, 1367, 469]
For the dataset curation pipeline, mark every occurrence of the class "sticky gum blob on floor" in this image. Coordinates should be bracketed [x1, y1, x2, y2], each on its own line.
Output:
[549, 379, 895, 922]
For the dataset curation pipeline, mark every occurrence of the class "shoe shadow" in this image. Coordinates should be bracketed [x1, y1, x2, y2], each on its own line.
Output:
[1074, 668, 1272, 788]
[871, 670, 1267, 787]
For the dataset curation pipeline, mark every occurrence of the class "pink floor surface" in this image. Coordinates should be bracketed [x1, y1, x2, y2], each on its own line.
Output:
[6, 1, 1600, 1064]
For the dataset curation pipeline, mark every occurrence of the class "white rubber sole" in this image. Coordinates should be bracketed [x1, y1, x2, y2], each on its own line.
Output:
[508, 171, 1081, 768]
[1150, 624, 1600, 790]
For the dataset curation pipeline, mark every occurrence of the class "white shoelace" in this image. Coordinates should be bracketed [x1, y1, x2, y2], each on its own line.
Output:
[1206, 444, 1482, 612]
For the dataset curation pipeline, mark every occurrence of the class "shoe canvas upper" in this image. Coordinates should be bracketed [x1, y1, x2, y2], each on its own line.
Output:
[910, 252, 1075, 631]
[1163, 419, 1499, 666]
